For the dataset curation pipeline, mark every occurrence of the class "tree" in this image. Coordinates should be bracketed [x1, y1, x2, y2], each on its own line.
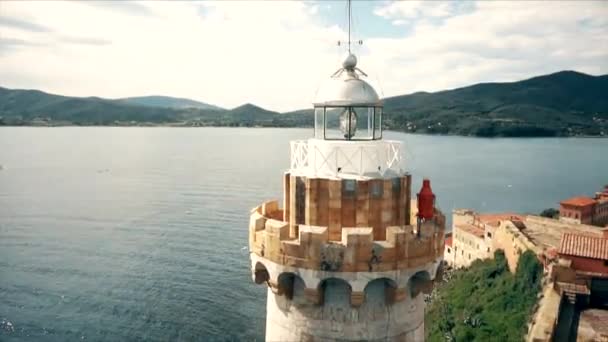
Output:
[539, 208, 559, 219]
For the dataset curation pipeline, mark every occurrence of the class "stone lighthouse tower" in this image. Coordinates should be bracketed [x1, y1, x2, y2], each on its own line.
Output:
[248, 7, 445, 341]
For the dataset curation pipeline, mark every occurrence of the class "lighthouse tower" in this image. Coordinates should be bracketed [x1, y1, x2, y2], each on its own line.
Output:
[248, 8, 445, 341]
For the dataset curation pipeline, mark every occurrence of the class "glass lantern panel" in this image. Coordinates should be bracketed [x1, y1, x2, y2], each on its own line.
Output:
[314, 107, 324, 138]
[352, 107, 374, 140]
[324, 107, 344, 139]
[373, 107, 383, 139]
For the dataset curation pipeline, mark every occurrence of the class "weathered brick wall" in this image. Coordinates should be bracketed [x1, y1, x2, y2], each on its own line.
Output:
[285, 173, 412, 241]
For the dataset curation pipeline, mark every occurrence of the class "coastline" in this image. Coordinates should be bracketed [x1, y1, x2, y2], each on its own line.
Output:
[1, 123, 605, 138]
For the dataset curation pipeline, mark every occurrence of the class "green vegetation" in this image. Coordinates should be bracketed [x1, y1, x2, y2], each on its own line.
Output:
[383, 71, 608, 137]
[539, 208, 560, 219]
[118, 95, 224, 111]
[426, 250, 543, 341]
[1, 70, 607, 136]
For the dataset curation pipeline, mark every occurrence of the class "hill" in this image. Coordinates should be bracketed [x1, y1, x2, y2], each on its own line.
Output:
[0, 87, 184, 125]
[425, 250, 542, 341]
[382, 71, 608, 137]
[1, 70, 607, 136]
[119, 95, 223, 111]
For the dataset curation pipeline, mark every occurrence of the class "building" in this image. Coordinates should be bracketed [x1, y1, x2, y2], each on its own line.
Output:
[559, 185, 608, 227]
[448, 210, 522, 269]
[447, 208, 607, 341]
[551, 229, 608, 341]
[247, 46, 445, 341]
[443, 232, 454, 266]
[559, 196, 596, 225]
[595, 185, 608, 227]
[558, 231, 608, 275]
[452, 222, 486, 268]
[445, 206, 607, 341]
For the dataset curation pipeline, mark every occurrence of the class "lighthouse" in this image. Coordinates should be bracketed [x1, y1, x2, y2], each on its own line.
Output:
[248, 5, 445, 341]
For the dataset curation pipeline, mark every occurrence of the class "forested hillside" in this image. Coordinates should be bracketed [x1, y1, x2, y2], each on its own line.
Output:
[1, 71, 606, 136]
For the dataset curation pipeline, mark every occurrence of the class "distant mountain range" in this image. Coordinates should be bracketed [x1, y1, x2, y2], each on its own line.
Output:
[382, 70, 608, 137]
[1, 70, 606, 137]
[118, 95, 223, 111]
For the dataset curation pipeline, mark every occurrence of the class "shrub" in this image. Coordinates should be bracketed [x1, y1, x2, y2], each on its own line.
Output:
[426, 250, 542, 341]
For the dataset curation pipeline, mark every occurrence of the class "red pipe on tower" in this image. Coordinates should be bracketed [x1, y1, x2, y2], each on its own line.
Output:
[417, 179, 435, 220]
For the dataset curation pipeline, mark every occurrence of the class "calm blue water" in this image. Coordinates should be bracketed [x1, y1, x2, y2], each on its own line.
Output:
[0, 127, 606, 341]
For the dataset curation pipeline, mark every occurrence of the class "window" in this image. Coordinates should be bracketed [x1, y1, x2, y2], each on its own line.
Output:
[317, 106, 382, 141]
[323, 107, 345, 140]
[487, 232, 492, 238]
[371, 181, 383, 198]
[314, 108, 324, 138]
[447, 248, 451, 254]
[487, 247, 490, 253]
[373, 107, 382, 139]
[295, 177, 306, 224]
[392, 178, 401, 192]
[342, 179, 356, 198]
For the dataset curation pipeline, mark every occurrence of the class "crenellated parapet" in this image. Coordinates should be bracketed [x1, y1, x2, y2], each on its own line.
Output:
[250, 200, 445, 273]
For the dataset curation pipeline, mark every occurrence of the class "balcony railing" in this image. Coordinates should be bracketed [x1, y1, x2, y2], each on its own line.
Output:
[289, 139, 404, 178]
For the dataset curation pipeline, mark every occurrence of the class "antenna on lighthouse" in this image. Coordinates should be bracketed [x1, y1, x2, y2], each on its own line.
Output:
[348, 0, 352, 53]
[337, 0, 362, 53]
[333, 0, 367, 78]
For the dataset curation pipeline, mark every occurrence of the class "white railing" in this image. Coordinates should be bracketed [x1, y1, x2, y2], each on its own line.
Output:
[289, 139, 404, 178]
[290, 140, 309, 170]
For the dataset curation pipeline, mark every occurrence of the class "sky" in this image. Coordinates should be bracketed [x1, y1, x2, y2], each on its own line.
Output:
[1, 0, 607, 112]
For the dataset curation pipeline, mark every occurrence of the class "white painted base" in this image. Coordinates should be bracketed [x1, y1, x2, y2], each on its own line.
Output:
[265, 284, 426, 342]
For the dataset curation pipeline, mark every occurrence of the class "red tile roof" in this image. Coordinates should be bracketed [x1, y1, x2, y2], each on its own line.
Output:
[477, 213, 523, 223]
[455, 224, 485, 238]
[445, 235, 453, 247]
[560, 196, 597, 207]
[559, 233, 608, 260]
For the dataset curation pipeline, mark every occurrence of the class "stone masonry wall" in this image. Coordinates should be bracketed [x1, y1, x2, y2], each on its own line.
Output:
[250, 200, 445, 273]
[284, 173, 412, 241]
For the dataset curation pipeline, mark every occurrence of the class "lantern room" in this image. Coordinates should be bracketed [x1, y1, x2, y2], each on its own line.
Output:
[313, 53, 383, 141]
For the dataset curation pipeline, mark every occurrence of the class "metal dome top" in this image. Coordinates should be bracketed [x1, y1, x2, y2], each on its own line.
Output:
[313, 53, 381, 107]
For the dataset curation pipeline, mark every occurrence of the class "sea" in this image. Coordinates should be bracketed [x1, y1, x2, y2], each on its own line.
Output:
[1, 127, 607, 341]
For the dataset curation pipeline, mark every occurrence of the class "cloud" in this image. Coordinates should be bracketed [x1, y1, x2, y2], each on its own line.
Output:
[374, 1, 472, 21]
[0, 16, 51, 32]
[0, 37, 39, 47]
[0, 37, 35, 56]
[58, 36, 112, 46]
[80, 1, 157, 17]
[0, 0, 606, 112]
[365, 1, 608, 97]
[0, 1, 345, 111]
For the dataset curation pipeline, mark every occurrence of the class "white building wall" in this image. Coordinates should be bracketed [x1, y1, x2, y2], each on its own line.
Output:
[452, 230, 490, 268]
[254, 255, 439, 341]
[443, 242, 455, 267]
[265, 285, 425, 342]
